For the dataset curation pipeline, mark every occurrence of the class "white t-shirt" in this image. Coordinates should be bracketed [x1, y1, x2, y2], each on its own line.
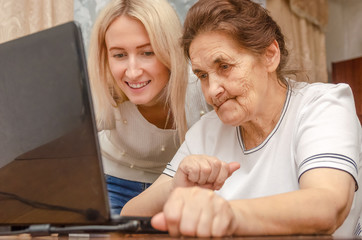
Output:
[164, 80, 362, 236]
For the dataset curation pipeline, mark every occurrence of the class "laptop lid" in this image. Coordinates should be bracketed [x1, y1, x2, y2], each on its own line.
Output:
[0, 21, 110, 226]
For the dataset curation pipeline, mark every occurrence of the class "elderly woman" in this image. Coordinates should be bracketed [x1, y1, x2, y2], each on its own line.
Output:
[122, 0, 362, 237]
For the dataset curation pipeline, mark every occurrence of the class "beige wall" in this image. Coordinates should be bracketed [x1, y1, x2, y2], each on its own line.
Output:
[0, 0, 73, 44]
[325, 0, 362, 82]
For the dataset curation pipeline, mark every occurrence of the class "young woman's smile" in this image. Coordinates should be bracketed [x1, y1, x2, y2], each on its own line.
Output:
[127, 80, 151, 89]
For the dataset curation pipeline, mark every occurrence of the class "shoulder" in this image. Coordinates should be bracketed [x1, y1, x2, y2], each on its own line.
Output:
[290, 80, 353, 100]
[288, 80, 355, 111]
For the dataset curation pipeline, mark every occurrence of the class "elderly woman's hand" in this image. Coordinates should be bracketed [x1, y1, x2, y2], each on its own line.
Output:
[151, 186, 238, 237]
[173, 154, 240, 190]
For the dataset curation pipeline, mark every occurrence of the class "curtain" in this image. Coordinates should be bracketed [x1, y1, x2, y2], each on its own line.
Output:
[0, 0, 73, 44]
[267, 0, 328, 83]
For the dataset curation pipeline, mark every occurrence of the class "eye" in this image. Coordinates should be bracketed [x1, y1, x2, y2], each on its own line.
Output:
[197, 72, 208, 80]
[220, 64, 229, 70]
[143, 51, 155, 56]
[113, 53, 126, 58]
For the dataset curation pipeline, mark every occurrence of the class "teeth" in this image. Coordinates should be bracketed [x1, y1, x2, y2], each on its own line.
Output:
[128, 81, 149, 89]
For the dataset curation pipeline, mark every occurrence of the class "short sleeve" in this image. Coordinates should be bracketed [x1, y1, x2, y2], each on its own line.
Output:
[163, 140, 191, 177]
[295, 83, 361, 189]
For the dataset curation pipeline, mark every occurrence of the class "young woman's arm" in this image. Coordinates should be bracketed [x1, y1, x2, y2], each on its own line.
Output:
[121, 174, 173, 216]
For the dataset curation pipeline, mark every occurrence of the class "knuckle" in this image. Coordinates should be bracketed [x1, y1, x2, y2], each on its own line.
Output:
[166, 213, 179, 225]
[214, 177, 225, 187]
[203, 165, 212, 175]
[181, 225, 196, 237]
[221, 161, 228, 169]
[215, 159, 223, 167]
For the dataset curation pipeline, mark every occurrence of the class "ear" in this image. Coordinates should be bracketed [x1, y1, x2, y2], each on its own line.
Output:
[264, 40, 280, 73]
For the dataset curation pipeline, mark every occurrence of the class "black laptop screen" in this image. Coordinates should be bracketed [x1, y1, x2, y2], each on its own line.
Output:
[0, 22, 109, 225]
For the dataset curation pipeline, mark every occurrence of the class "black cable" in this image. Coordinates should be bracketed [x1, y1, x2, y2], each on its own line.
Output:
[0, 191, 145, 236]
[50, 221, 140, 233]
[0, 228, 29, 236]
[0, 221, 140, 236]
[0, 191, 103, 221]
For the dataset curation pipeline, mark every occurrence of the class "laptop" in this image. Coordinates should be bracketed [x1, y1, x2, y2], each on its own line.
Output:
[0, 21, 161, 236]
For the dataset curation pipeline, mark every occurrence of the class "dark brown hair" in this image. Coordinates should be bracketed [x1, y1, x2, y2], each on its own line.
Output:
[182, 0, 289, 83]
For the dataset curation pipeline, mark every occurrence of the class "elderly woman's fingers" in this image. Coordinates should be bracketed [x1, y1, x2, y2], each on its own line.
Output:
[178, 188, 204, 236]
[182, 158, 201, 183]
[193, 157, 213, 185]
[228, 162, 241, 176]
[205, 157, 222, 184]
[150, 212, 168, 231]
[211, 197, 238, 237]
[161, 189, 185, 237]
[176, 155, 212, 186]
[213, 162, 240, 190]
[212, 161, 229, 189]
[175, 155, 240, 190]
[158, 187, 236, 237]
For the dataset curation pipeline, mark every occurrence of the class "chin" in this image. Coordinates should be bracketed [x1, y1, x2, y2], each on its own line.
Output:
[217, 114, 236, 126]
[128, 99, 149, 105]
[125, 94, 148, 103]
[217, 110, 245, 126]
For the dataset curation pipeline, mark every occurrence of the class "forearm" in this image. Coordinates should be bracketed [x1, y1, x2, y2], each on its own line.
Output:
[231, 188, 353, 236]
[121, 175, 173, 216]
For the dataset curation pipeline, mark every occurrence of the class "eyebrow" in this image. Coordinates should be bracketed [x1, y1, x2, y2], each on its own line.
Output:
[192, 69, 201, 75]
[136, 43, 152, 49]
[192, 55, 228, 73]
[214, 55, 229, 64]
[108, 43, 152, 51]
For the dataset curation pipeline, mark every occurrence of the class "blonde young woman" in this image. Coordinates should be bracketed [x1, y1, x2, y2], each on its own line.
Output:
[87, 0, 209, 215]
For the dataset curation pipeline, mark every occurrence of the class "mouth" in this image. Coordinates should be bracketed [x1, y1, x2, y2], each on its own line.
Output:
[213, 96, 232, 108]
[127, 80, 151, 89]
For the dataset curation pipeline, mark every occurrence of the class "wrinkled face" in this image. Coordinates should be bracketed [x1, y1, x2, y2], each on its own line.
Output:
[189, 31, 270, 126]
[105, 15, 169, 107]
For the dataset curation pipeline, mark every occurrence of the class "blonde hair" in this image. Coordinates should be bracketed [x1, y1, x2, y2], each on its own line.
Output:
[88, 0, 188, 142]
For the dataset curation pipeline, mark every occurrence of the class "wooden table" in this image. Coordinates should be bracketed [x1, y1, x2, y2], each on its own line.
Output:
[0, 233, 361, 240]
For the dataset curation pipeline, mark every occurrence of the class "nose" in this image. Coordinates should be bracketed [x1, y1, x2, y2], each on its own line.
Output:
[208, 73, 224, 99]
[125, 56, 142, 80]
